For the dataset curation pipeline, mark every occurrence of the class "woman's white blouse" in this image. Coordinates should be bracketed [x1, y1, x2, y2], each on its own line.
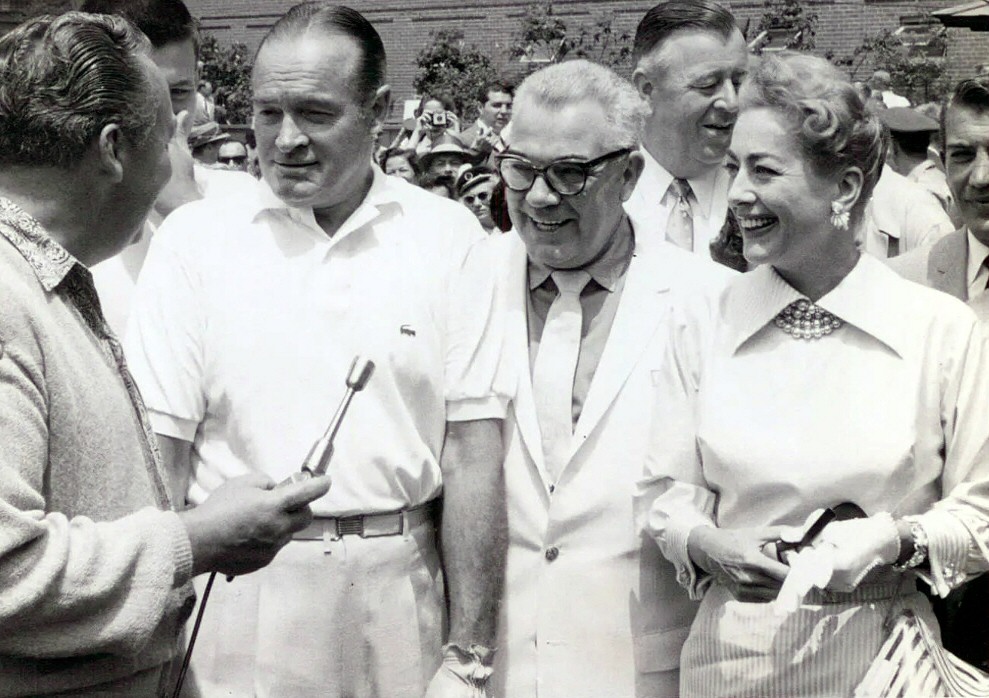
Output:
[638, 254, 989, 600]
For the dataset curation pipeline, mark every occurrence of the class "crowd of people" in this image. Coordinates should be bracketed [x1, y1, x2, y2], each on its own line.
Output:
[2, 0, 989, 697]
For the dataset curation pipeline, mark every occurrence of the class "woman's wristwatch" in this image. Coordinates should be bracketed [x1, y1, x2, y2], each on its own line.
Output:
[893, 519, 929, 571]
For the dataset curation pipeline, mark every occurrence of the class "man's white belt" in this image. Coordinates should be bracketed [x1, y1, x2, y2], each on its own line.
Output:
[292, 499, 438, 541]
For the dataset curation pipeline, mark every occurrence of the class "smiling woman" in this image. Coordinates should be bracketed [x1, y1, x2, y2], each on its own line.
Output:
[638, 51, 989, 698]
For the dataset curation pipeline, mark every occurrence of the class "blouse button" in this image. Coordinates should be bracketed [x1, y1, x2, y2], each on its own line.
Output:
[545, 546, 559, 562]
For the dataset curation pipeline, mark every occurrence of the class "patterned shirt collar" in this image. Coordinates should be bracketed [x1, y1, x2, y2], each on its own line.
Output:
[0, 197, 79, 291]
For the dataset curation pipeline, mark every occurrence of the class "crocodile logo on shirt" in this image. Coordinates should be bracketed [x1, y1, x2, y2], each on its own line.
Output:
[400, 325, 416, 337]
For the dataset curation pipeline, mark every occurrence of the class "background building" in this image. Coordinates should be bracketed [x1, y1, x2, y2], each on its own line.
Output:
[185, 0, 987, 124]
[5, 0, 988, 126]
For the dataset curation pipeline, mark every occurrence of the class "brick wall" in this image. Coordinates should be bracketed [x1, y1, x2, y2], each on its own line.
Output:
[185, 0, 988, 119]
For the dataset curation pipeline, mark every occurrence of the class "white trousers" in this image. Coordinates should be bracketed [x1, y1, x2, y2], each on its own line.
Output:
[185, 519, 445, 698]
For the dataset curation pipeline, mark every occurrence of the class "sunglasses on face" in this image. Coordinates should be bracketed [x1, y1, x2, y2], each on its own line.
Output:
[462, 190, 491, 205]
[218, 155, 247, 164]
[495, 147, 632, 196]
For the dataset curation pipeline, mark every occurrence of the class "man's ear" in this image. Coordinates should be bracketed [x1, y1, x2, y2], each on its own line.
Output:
[96, 123, 125, 183]
[632, 68, 652, 100]
[368, 84, 392, 130]
[620, 150, 646, 202]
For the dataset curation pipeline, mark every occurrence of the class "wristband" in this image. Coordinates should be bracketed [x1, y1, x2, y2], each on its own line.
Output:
[893, 520, 928, 571]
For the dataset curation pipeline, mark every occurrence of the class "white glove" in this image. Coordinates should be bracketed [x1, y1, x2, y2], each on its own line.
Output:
[424, 644, 493, 698]
[812, 513, 900, 592]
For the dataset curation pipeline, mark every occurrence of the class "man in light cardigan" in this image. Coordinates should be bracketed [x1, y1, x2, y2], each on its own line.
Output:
[0, 13, 327, 696]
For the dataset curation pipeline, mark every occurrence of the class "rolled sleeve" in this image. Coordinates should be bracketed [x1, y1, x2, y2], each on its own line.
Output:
[915, 316, 989, 595]
[124, 216, 207, 432]
[642, 479, 717, 599]
[444, 236, 511, 422]
[147, 409, 200, 443]
[912, 507, 976, 597]
[636, 311, 718, 599]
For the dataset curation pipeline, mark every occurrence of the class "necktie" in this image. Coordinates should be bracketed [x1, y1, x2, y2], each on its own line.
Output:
[532, 270, 591, 481]
[665, 178, 694, 251]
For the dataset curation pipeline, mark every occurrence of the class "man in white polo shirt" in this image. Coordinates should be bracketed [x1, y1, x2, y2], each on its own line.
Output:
[126, 4, 507, 697]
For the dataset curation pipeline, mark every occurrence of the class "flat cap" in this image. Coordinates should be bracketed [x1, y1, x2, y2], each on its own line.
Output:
[879, 107, 938, 133]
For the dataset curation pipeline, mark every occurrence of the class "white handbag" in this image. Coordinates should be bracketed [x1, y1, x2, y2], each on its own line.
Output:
[854, 517, 989, 697]
[853, 607, 989, 697]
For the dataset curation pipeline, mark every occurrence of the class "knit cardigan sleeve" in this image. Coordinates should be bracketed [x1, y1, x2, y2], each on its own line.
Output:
[0, 300, 193, 658]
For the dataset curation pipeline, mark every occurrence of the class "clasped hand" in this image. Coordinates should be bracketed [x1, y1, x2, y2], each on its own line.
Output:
[690, 513, 902, 604]
[179, 473, 330, 577]
[687, 525, 790, 602]
[800, 513, 900, 591]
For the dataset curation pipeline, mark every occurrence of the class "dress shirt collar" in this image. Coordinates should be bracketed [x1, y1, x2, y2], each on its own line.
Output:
[0, 196, 79, 291]
[251, 164, 397, 243]
[727, 254, 909, 357]
[639, 146, 719, 218]
[966, 229, 989, 289]
[527, 218, 635, 293]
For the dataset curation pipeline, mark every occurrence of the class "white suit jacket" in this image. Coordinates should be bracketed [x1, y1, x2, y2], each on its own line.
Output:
[486, 226, 734, 698]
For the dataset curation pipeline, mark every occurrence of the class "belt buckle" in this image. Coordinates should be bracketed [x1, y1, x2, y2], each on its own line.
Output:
[336, 516, 364, 537]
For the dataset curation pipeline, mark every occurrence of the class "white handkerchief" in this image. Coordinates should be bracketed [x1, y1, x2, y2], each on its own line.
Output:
[773, 546, 835, 616]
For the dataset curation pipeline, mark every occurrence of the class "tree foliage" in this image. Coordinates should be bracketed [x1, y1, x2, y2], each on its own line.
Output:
[413, 30, 498, 122]
[835, 20, 950, 103]
[754, 0, 817, 52]
[506, 1, 632, 75]
[198, 33, 253, 125]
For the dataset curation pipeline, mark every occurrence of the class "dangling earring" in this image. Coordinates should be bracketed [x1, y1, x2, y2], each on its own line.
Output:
[830, 201, 850, 231]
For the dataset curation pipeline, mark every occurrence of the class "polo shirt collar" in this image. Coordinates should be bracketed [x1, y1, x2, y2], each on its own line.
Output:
[0, 197, 78, 291]
[639, 146, 719, 218]
[727, 254, 908, 357]
[251, 164, 397, 242]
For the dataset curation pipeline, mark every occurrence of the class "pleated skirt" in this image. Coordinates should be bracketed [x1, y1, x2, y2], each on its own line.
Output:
[680, 580, 935, 698]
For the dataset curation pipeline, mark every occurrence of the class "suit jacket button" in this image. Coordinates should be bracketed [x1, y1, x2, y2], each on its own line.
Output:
[545, 546, 559, 561]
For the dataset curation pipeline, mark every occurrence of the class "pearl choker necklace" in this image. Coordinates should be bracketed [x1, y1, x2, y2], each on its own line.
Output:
[774, 299, 842, 340]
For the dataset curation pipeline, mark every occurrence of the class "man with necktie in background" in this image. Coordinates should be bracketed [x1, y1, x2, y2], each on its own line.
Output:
[625, 0, 748, 260]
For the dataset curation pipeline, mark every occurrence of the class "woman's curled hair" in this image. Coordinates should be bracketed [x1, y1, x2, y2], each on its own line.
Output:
[740, 52, 885, 223]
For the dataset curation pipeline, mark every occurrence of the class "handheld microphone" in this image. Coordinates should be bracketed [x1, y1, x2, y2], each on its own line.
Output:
[279, 356, 376, 485]
[175, 357, 376, 698]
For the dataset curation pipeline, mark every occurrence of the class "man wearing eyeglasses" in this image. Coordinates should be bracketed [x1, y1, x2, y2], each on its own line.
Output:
[482, 60, 734, 698]
[456, 165, 499, 233]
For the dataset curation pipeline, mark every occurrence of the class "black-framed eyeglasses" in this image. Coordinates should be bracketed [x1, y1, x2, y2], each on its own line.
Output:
[218, 155, 247, 164]
[495, 148, 632, 196]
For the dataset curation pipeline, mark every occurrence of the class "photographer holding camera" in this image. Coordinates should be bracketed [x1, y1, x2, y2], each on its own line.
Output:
[397, 93, 461, 159]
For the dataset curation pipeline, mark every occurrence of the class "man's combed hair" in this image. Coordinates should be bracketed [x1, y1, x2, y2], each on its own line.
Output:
[79, 0, 198, 52]
[477, 79, 514, 105]
[258, 3, 386, 106]
[633, 0, 738, 69]
[940, 76, 989, 150]
[514, 59, 649, 150]
[0, 12, 156, 169]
